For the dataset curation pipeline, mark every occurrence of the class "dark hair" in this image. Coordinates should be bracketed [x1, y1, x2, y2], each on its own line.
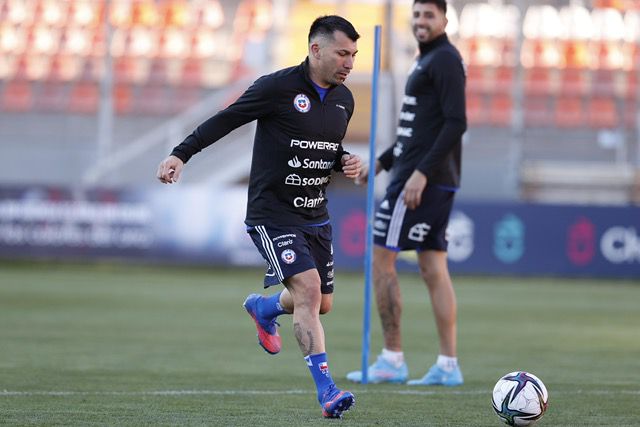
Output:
[308, 15, 360, 43]
[413, 0, 447, 14]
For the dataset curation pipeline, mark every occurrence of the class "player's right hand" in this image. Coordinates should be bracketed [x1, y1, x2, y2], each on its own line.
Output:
[156, 155, 184, 184]
[354, 160, 381, 186]
[354, 163, 369, 186]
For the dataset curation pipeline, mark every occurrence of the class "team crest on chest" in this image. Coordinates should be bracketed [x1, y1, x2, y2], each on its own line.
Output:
[293, 94, 311, 113]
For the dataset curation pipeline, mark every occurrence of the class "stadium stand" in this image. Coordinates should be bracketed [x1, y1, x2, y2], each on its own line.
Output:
[555, 96, 585, 128]
[587, 97, 619, 129]
[0, 0, 255, 117]
[1, 79, 32, 112]
[523, 67, 555, 96]
[68, 81, 99, 113]
[488, 93, 513, 127]
[523, 96, 553, 127]
[465, 93, 486, 126]
[520, 161, 636, 205]
[0, 0, 638, 204]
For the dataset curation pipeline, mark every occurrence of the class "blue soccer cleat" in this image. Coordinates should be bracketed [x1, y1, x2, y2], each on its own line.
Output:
[320, 384, 355, 419]
[345, 355, 408, 384]
[407, 363, 464, 386]
[243, 293, 281, 355]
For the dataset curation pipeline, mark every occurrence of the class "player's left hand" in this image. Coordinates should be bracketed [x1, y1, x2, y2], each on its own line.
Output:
[403, 170, 427, 210]
[341, 154, 362, 180]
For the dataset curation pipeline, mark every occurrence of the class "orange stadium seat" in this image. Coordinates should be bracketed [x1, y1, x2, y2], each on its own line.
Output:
[625, 71, 637, 101]
[114, 83, 133, 115]
[36, 0, 70, 27]
[488, 94, 512, 127]
[523, 96, 552, 127]
[76, 57, 101, 83]
[593, 41, 624, 71]
[497, 39, 517, 67]
[47, 54, 83, 82]
[559, 68, 589, 96]
[465, 93, 487, 125]
[1, 80, 33, 112]
[12, 55, 30, 81]
[68, 81, 98, 113]
[631, 43, 640, 71]
[34, 81, 68, 112]
[521, 39, 545, 69]
[563, 40, 591, 69]
[59, 27, 91, 57]
[47, 54, 66, 82]
[4, 0, 36, 25]
[587, 97, 618, 129]
[591, 69, 616, 98]
[162, 1, 189, 27]
[465, 64, 485, 94]
[69, 0, 102, 27]
[493, 66, 514, 94]
[524, 67, 553, 96]
[114, 57, 137, 84]
[461, 38, 477, 66]
[146, 58, 169, 85]
[131, 2, 158, 27]
[555, 96, 585, 128]
[191, 0, 225, 29]
[180, 58, 203, 87]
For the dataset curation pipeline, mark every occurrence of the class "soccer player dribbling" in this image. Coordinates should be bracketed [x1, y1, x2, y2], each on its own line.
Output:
[157, 15, 361, 419]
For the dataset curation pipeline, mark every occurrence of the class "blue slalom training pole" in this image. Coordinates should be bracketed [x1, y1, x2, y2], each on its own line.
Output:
[361, 25, 382, 385]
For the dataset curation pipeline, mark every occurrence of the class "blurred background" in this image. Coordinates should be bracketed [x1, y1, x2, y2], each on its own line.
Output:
[0, 0, 638, 278]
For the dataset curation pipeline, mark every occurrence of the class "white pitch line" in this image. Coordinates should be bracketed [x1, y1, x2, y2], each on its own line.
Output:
[1, 389, 638, 397]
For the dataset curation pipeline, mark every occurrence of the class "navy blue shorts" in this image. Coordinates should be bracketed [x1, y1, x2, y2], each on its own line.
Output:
[247, 223, 335, 294]
[373, 185, 455, 251]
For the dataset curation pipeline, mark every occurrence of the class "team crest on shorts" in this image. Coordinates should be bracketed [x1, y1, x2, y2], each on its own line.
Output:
[281, 248, 297, 264]
[293, 94, 311, 113]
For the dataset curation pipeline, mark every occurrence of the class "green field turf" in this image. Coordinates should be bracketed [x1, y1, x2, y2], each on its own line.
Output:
[0, 262, 639, 426]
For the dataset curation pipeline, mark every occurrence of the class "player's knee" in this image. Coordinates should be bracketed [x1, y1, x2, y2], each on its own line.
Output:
[373, 259, 396, 277]
[374, 246, 398, 265]
[293, 284, 322, 312]
[419, 265, 448, 288]
[419, 264, 434, 282]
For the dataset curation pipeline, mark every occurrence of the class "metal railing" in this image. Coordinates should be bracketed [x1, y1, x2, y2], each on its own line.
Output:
[82, 78, 254, 187]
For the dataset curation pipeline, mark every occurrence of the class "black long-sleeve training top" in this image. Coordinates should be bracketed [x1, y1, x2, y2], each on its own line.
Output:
[378, 33, 467, 193]
[170, 59, 354, 226]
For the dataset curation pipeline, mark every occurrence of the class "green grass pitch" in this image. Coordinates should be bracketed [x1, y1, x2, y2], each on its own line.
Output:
[1, 262, 639, 426]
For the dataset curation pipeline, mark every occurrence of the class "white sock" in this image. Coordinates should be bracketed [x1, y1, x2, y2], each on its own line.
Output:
[436, 355, 458, 372]
[381, 348, 405, 368]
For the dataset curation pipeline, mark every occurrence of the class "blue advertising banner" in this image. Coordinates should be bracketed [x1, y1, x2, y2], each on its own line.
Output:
[329, 192, 640, 279]
[0, 186, 638, 279]
[0, 185, 263, 266]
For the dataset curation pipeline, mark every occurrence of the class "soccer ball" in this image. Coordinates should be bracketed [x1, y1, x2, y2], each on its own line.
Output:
[492, 371, 549, 426]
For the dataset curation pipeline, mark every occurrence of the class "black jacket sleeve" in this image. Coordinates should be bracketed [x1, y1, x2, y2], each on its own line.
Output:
[377, 145, 395, 171]
[416, 51, 467, 176]
[171, 76, 277, 163]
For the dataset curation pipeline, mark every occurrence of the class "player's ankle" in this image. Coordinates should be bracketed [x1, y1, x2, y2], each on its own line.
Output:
[382, 348, 405, 368]
[436, 354, 458, 372]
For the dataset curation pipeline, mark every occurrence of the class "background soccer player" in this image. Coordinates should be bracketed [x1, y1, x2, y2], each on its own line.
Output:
[157, 15, 362, 418]
[347, 0, 467, 386]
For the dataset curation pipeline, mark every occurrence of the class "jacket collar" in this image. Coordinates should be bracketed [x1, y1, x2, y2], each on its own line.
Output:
[418, 33, 448, 56]
[301, 57, 338, 91]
